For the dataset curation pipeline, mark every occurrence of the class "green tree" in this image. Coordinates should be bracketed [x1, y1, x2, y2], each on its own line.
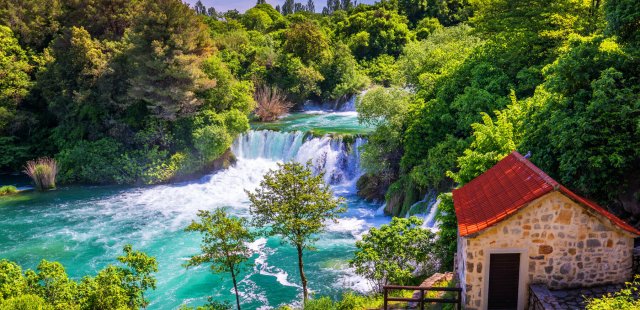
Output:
[357, 87, 412, 180]
[522, 35, 640, 217]
[246, 162, 346, 302]
[243, 7, 274, 31]
[604, 0, 640, 43]
[0, 26, 31, 133]
[39, 26, 112, 147]
[0, 246, 157, 309]
[0, 0, 62, 51]
[447, 92, 527, 184]
[117, 245, 158, 308]
[194, 1, 207, 15]
[336, 8, 411, 59]
[185, 209, 256, 310]
[61, 0, 142, 40]
[586, 276, 640, 309]
[350, 216, 436, 292]
[282, 0, 295, 15]
[433, 193, 457, 271]
[127, 0, 214, 121]
[414, 17, 442, 40]
[283, 20, 330, 64]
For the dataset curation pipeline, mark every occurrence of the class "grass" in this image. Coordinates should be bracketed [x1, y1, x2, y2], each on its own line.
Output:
[24, 157, 58, 191]
[0, 185, 18, 196]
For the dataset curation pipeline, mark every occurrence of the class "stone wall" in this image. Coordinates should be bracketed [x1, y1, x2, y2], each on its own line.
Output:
[459, 191, 636, 310]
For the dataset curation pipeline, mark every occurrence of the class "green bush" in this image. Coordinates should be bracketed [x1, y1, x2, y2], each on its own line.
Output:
[0, 185, 18, 196]
[586, 276, 640, 310]
[0, 294, 52, 310]
[0, 246, 157, 310]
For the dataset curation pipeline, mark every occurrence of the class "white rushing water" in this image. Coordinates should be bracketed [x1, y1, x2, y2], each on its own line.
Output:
[233, 130, 364, 186]
[406, 192, 440, 230]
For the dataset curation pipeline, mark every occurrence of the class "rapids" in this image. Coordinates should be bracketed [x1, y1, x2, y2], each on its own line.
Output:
[0, 113, 390, 309]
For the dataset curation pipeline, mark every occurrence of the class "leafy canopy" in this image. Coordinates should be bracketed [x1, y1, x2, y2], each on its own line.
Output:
[350, 216, 436, 293]
[247, 161, 346, 250]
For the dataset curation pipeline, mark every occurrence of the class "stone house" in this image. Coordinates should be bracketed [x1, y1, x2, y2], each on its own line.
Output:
[453, 151, 640, 310]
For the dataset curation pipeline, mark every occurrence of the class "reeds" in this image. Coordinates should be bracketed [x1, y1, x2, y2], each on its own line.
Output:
[24, 157, 58, 191]
[254, 85, 293, 122]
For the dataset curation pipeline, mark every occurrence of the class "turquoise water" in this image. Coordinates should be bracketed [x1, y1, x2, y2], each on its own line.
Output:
[251, 112, 373, 135]
[0, 113, 389, 309]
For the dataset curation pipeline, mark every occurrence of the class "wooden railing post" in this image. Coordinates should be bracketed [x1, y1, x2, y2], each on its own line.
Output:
[383, 287, 388, 310]
[420, 288, 425, 310]
[457, 290, 462, 310]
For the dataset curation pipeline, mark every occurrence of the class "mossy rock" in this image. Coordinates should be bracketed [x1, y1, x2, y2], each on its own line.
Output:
[356, 173, 389, 202]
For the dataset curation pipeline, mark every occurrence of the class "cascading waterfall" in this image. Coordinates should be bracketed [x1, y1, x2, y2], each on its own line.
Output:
[406, 192, 441, 230]
[302, 91, 365, 112]
[232, 130, 364, 186]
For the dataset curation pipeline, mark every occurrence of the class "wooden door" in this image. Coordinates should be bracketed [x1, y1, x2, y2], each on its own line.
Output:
[487, 253, 520, 310]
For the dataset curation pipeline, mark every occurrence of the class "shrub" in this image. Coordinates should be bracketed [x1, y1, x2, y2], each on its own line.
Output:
[350, 216, 436, 293]
[55, 139, 131, 185]
[0, 294, 52, 310]
[253, 85, 292, 122]
[586, 276, 640, 310]
[23, 158, 58, 191]
[0, 185, 18, 196]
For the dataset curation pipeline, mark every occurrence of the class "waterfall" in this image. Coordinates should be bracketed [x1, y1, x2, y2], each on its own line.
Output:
[232, 130, 364, 186]
[406, 192, 441, 230]
[302, 90, 366, 112]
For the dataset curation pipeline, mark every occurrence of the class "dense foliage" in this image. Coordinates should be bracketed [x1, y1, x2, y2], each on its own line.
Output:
[0, 245, 157, 309]
[350, 216, 436, 292]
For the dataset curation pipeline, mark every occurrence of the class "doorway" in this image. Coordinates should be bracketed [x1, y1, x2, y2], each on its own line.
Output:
[487, 253, 520, 309]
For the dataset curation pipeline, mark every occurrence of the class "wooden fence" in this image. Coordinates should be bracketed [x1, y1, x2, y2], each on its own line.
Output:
[382, 285, 462, 310]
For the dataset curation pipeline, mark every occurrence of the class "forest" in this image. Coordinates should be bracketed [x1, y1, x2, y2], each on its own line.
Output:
[1, 0, 640, 308]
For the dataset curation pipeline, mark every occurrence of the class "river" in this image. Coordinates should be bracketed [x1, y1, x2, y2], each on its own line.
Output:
[0, 107, 395, 309]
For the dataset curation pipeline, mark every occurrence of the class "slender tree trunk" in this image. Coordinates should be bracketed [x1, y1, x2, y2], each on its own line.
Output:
[230, 268, 242, 310]
[296, 244, 308, 303]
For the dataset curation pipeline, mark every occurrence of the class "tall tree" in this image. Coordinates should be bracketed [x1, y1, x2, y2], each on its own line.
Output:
[61, 0, 142, 40]
[0, 0, 62, 51]
[185, 209, 256, 310]
[256, 0, 266, 4]
[282, 0, 295, 15]
[283, 20, 330, 64]
[207, 6, 218, 17]
[306, 0, 315, 12]
[0, 26, 31, 134]
[127, 0, 214, 121]
[340, 0, 353, 11]
[194, 0, 207, 15]
[246, 162, 346, 302]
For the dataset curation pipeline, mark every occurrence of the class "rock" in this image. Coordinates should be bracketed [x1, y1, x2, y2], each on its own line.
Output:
[356, 173, 389, 202]
[560, 263, 572, 275]
[539, 245, 554, 255]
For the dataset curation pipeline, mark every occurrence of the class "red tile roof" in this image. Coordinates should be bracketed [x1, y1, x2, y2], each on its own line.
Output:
[452, 151, 640, 237]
